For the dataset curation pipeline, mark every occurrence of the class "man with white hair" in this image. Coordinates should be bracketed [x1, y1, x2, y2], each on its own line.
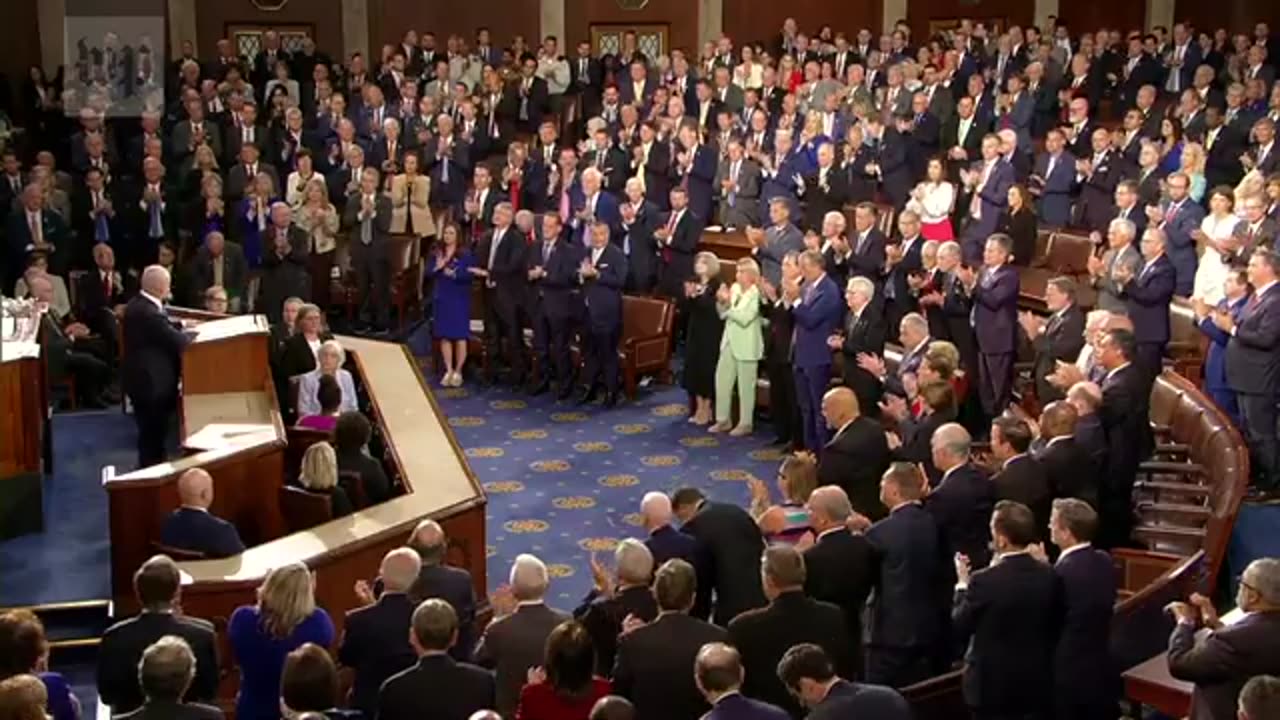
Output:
[834, 276, 886, 412]
[640, 491, 697, 567]
[573, 165, 619, 247]
[123, 264, 190, 467]
[345, 167, 393, 331]
[340, 547, 423, 716]
[575, 539, 657, 674]
[926, 423, 995, 568]
[474, 554, 570, 718]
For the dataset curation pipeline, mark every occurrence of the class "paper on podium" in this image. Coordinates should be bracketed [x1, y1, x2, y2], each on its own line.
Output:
[184, 423, 278, 452]
[183, 390, 277, 450]
[190, 314, 268, 343]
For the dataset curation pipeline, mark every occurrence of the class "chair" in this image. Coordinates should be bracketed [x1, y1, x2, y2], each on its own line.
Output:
[149, 541, 206, 561]
[619, 295, 675, 398]
[279, 485, 333, 532]
[339, 469, 369, 509]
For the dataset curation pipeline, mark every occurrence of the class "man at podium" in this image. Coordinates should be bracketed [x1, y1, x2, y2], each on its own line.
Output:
[123, 265, 190, 467]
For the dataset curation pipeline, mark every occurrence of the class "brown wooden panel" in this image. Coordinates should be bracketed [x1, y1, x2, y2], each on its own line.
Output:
[1057, 2, 1145, 37]
[194, 0, 342, 59]
[181, 331, 271, 395]
[0, 357, 44, 479]
[565, 0, 698, 57]
[0, 0, 42, 127]
[722, 1, 881, 51]
[905, 0, 1032, 44]
[370, 0, 540, 58]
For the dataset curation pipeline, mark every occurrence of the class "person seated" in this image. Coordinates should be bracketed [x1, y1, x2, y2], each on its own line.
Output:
[112, 636, 223, 720]
[297, 441, 353, 518]
[29, 273, 115, 408]
[0, 610, 80, 720]
[296, 340, 358, 418]
[747, 452, 817, 545]
[202, 285, 229, 314]
[281, 643, 361, 720]
[0, 674, 54, 720]
[159, 468, 245, 558]
[296, 375, 342, 432]
[333, 411, 392, 505]
[515, 620, 613, 720]
[97, 556, 219, 714]
[14, 252, 70, 318]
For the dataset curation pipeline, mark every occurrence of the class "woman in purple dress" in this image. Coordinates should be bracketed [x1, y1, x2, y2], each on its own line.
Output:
[427, 224, 475, 387]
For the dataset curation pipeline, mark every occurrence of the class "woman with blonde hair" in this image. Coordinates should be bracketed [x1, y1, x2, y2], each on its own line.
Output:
[389, 151, 436, 243]
[682, 251, 725, 425]
[1178, 142, 1207, 203]
[0, 675, 49, 720]
[228, 562, 334, 720]
[294, 177, 338, 306]
[747, 452, 817, 545]
[238, 171, 280, 268]
[298, 440, 353, 516]
[710, 257, 763, 435]
[194, 171, 225, 243]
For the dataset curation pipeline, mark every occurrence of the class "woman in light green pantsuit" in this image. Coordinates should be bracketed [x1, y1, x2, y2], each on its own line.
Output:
[710, 257, 764, 436]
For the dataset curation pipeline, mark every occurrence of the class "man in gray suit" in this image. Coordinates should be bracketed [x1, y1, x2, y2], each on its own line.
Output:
[344, 167, 394, 331]
[474, 553, 571, 718]
[841, 65, 877, 116]
[1087, 218, 1142, 313]
[716, 139, 762, 229]
[751, 198, 805, 287]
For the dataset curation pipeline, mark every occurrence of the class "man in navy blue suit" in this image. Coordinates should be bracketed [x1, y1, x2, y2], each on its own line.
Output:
[1193, 267, 1249, 425]
[572, 167, 619, 247]
[1222, 249, 1280, 496]
[927, 423, 995, 570]
[958, 134, 1014, 264]
[1032, 129, 1076, 228]
[695, 643, 790, 720]
[1116, 227, 1176, 378]
[1150, 172, 1205, 296]
[404, 520, 477, 661]
[1047, 498, 1117, 720]
[961, 234, 1020, 420]
[340, 548, 422, 717]
[787, 249, 844, 451]
[673, 123, 717, 223]
[577, 221, 628, 407]
[526, 213, 580, 399]
[122, 265, 191, 467]
[159, 469, 245, 558]
[777, 643, 911, 720]
[639, 491, 697, 567]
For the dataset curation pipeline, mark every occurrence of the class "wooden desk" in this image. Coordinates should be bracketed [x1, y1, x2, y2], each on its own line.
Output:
[699, 229, 753, 261]
[0, 316, 48, 539]
[173, 337, 486, 652]
[1123, 652, 1192, 719]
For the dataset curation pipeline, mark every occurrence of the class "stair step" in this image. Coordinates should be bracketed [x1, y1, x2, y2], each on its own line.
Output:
[1135, 480, 1212, 495]
[1136, 502, 1212, 518]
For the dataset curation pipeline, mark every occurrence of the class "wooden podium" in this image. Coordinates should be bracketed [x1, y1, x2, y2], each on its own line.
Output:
[105, 312, 287, 611]
[0, 311, 48, 540]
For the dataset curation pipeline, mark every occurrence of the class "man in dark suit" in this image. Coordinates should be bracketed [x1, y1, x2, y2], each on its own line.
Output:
[959, 134, 1015, 264]
[926, 424, 996, 560]
[613, 558, 727, 720]
[800, 144, 847, 232]
[340, 548, 422, 717]
[818, 388, 891, 519]
[1032, 129, 1077, 228]
[803, 486, 876, 677]
[97, 556, 219, 714]
[73, 167, 124, 264]
[378, 599, 496, 720]
[639, 493, 698, 568]
[672, 487, 766, 626]
[617, 177, 659, 294]
[696, 643, 791, 720]
[842, 203, 888, 288]
[404, 520, 476, 660]
[674, 124, 718, 224]
[526, 213, 580, 399]
[122, 264, 190, 467]
[728, 545, 852, 717]
[77, 242, 134, 359]
[476, 202, 528, 386]
[112, 636, 223, 720]
[1167, 557, 1280, 720]
[1116, 227, 1176, 377]
[513, 54, 551, 134]
[7, 183, 71, 277]
[777, 644, 911, 720]
[989, 416, 1052, 541]
[571, 168, 620, 248]
[1035, 401, 1100, 507]
[883, 214, 925, 338]
[873, 115, 916, 210]
[1223, 249, 1280, 496]
[158, 469, 244, 558]
[654, 187, 701, 299]
[760, 252, 802, 447]
[1094, 328, 1155, 548]
[577, 221, 627, 406]
[1204, 106, 1245, 190]
[953, 501, 1061, 720]
[187, 232, 249, 314]
[789, 249, 845, 451]
[940, 96, 985, 183]
[860, 462, 946, 687]
[834, 277, 886, 411]
[224, 142, 279, 204]
[964, 234, 1020, 419]
[1048, 498, 1117, 720]
[474, 555, 570, 718]
[1153, 172, 1206, 296]
[1022, 276, 1086, 403]
[574, 539, 658, 676]
[1075, 128, 1123, 234]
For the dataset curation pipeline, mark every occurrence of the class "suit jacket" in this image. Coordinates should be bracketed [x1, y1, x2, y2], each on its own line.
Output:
[1226, 283, 1280, 395]
[1161, 200, 1206, 293]
[122, 295, 189, 408]
[964, 159, 1015, 245]
[1094, 243, 1142, 313]
[189, 243, 249, 304]
[377, 654, 495, 720]
[98, 612, 219, 713]
[971, 265, 1019, 355]
[527, 237, 582, 321]
[158, 507, 244, 558]
[224, 162, 279, 203]
[76, 268, 135, 327]
[112, 701, 223, 720]
[839, 307, 887, 410]
[644, 524, 697, 568]
[1032, 304, 1086, 402]
[1076, 149, 1123, 232]
[755, 223, 803, 287]
[728, 592, 852, 717]
[953, 553, 1061, 714]
[925, 463, 994, 568]
[865, 503, 944, 649]
[1167, 611, 1280, 720]
[791, 274, 843, 369]
[338, 593, 417, 716]
[716, 158, 762, 229]
[1099, 363, 1155, 497]
[820, 411, 891, 519]
[803, 530, 875, 675]
[613, 612, 726, 720]
[702, 693, 790, 720]
[388, 174, 435, 236]
[1120, 254, 1176, 345]
[991, 455, 1052, 541]
[1053, 545, 1117, 707]
[801, 167, 847, 231]
[807, 680, 911, 720]
[1036, 435, 1099, 506]
[581, 243, 627, 330]
[474, 602, 570, 717]
[408, 563, 477, 660]
[574, 585, 658, 677]
[940, 115, 985, 181]
[681, 500, 767, 626]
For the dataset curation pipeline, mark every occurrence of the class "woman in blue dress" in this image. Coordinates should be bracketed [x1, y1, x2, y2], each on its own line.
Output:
[237, 172, 280, 268]
[228, 563, 334, 720]
[427, 223, 475, 387]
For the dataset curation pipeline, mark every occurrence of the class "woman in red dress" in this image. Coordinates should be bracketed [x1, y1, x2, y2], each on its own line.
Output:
[515, 621, 611, 720]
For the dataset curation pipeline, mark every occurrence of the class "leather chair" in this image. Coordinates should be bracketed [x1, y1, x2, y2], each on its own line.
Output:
[619, 296, 675, 398]
[279, 485, 333, 532]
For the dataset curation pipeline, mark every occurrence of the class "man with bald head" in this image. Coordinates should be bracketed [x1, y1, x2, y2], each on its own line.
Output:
[340, 547, 423, 716]
[123, 265, 191, 467]
[695, 642, 790, 720]
[803, 486, 875, 679]
[404, 519, 477, 660]
[925, 422, 994, 568]
[817, 387, 891, 519]
[640, 491, 697, 567]
[158, 469, 244, 557]
[1033, 400, 1098, 507]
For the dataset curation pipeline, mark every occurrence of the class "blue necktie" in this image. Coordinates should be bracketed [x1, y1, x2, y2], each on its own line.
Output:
[149, 197, 163, 238]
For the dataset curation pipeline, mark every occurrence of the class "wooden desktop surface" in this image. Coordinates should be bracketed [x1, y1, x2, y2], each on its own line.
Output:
[700, 229, 753, 261]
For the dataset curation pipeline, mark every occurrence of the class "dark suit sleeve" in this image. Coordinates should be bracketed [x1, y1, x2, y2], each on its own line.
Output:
[1167, 622, 1242, 685]
[1234, 302, 1280, 350]
[191, 630, 221, 703]
[973, 270, 1019, 308]
[1121, 267, 1174, 306]
[950, 571, 987, 643]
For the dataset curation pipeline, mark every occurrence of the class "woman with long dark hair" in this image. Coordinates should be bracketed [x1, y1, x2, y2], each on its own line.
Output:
[515, 621, 610, 720]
